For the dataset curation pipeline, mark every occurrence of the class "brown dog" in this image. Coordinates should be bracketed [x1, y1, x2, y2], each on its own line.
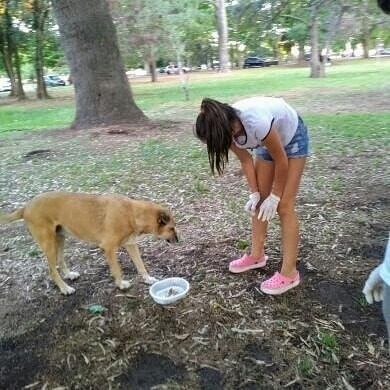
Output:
[0, 192, 178, 295]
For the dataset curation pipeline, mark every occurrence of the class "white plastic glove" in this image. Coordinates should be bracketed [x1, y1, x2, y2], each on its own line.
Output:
[244, 192, 261, 216]
[257, 193, 280, 222]
[363, 265, 384, 304]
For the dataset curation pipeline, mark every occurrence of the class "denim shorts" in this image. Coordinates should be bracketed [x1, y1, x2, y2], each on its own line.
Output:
[255, 116, 310, 162]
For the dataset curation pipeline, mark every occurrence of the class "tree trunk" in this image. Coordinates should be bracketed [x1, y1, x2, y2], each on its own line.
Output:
[149, 60, 157, 82]
[34, 0, 50, 99]
[1, 47, 17, 96]
[2, 2, 17, 96]
[176, 46, 189, 101]
[362, 35, 369, 58]
[148, 47, 157, 83]
[272, 41, 279, 61]
[51, 0, 146, 129]
[35, 30, 49, 99]
[324, 3, 346, 61]
[13, 47, 26, 100]
[310, 14, 322, 78]
[362, 0, 370, 58]
[298, 42, 305, 65]
[362, 29, 370, 58]
[215, 0, 230, 72]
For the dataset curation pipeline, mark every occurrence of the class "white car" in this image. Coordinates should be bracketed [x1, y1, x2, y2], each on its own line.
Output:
[126, 68, 147, 77]
[0, 78, 12, 92]
[377, 48, 390, 56]
[165, 65, 190, 75]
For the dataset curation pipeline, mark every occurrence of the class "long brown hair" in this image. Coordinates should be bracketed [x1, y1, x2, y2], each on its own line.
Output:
[195, 98, 238, 175]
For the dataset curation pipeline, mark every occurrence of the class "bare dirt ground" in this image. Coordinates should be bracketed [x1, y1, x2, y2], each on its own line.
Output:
[0, 89, 389, 389]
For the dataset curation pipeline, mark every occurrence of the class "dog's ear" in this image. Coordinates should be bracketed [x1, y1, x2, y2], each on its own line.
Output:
[158, 210, 171, 226]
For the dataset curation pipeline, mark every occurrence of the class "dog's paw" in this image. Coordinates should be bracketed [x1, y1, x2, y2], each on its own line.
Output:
[117, 280, 131, 290]
[64, 271, 80, 281]
[143, 275, 159, 285]
[61, 284, 75, 295]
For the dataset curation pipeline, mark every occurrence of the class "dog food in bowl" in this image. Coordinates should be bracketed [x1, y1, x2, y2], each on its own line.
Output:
[149, 277, 189, 305]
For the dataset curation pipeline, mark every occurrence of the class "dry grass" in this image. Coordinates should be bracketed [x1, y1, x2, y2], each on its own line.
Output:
[0, 64, 389, 388]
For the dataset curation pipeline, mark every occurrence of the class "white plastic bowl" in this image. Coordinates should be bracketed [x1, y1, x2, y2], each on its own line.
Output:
[149, 277, 190, 305]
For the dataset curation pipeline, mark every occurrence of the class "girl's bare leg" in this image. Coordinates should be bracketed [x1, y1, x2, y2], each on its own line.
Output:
[277, 158, 306, 277]
[250, 159, 274, 259]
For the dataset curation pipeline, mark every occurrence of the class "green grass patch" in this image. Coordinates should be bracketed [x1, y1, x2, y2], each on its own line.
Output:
[28, 248, 40, 257]
[236, 239, 250, 250]
[318, 331, 338, 350]
[297, 356, 315, 378]
[306, 112, 390, 141]
[1, 59, 389, 135]
[317, 331, 340, 364]
[194, 180, 210, 194]
[134, 59, 390, 110]
[0, 104, 74, 135]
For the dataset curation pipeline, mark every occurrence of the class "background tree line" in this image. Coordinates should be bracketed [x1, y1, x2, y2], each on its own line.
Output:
[0, 0, 389, 99]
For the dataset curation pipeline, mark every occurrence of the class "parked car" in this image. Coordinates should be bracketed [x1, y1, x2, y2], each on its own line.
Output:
[243, 57, 279, 68]
[0, 78, 12, 92]
[44, 75, 66, 87]
[304, 53, 331, 63]
[165, 65, 190, 74]
[264, 58, 279, 66]
[211, 61, 220, 70]
[126, 69, 148, 77]
[244, 57, 264, 68]
[377, 48, 390, 56]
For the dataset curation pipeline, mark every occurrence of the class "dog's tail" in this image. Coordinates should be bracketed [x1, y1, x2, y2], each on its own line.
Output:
[0, 208, 24, 224]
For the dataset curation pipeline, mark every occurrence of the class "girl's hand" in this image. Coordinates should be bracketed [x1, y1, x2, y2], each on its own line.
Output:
[258, 193, 280, 222]
[245, 192, 261, 216]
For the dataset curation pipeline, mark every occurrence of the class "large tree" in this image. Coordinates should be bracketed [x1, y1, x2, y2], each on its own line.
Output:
[0, 0, 26, 99]
[51, 0, 146, 129]
[0, 17, 17, 95]
[215, 0, 230, 72]
[300, 0, 345, 78]
[114, 0, 202, 83]
[32, 0, 50, 99]
[114, 0, 165, 82]
[355, 0, 389, 58]
[21, 0, 51, 98]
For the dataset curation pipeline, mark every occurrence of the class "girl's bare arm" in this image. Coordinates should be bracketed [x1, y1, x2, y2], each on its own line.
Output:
[230, 143, 258, 193]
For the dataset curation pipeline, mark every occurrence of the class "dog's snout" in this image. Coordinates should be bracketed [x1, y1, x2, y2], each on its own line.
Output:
[167, 231, 179, 244]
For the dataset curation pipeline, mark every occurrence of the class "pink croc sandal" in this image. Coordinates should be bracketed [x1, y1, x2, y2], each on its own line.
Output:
[229, 254, 268, 274]
[260, 271, 300, 295]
